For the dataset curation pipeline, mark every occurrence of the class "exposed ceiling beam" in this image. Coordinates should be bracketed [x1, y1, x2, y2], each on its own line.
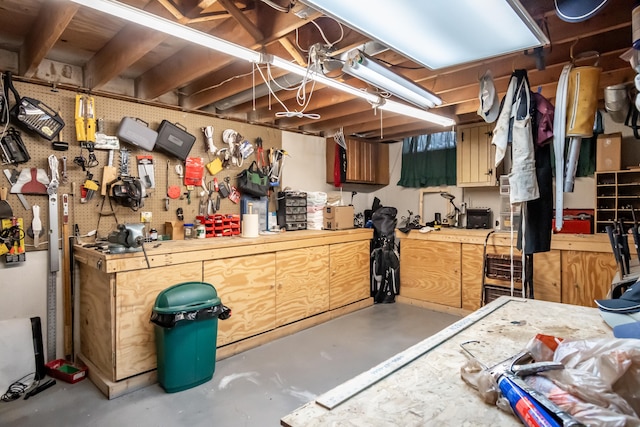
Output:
[278, 36, 306, 66]
[84, 0, 220, 90]
[20, 1, 79, 77]
[344, 114, 423, 136]
[217, 0, 263, 42]
[182, 64, 290, 110]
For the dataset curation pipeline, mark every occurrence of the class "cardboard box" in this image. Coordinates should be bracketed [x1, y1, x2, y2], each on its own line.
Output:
[165, 221, 184, 240]
[596, 133, 622, 171]
[324, 206, 354, 230]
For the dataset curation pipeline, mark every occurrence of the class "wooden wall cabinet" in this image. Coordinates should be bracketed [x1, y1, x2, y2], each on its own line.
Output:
[456, 123, 499, 187]
[595, 170, 640, 233]
[326, 137, 389, 185]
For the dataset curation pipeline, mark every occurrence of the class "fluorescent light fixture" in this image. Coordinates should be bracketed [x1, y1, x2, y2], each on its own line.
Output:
[342, 50, 442, 109]
[270, 57, 455, 127]
[379, 100, 455, 127]
[270, 56, 381, 104]
[69, 0, 261, 63]
[70, 0, 456, 127]
[301, 0, 549, 70]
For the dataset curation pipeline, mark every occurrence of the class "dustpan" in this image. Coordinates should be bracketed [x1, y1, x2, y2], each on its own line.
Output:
[10, 168, 49, 194]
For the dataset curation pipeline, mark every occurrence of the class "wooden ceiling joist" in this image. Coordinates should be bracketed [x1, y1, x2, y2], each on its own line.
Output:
[20, 1, 79, 77]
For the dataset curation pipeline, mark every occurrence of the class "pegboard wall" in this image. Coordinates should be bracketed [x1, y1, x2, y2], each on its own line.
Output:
[3, 80, 282, 250]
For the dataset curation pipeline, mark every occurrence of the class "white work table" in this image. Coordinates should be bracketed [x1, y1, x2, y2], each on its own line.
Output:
[281, 298, 613, 426]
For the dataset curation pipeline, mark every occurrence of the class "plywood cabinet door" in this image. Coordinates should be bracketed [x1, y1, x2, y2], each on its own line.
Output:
[115, 262, 202, 380]
[400, 240, 461, 307]
[561, 251, 617, 307]
[203, 253, 276, 346]
[456, 123, 497, 187]
[329, 241, 370, 309]
[275, 246, 330, 327]
[79, 265, 115, 381]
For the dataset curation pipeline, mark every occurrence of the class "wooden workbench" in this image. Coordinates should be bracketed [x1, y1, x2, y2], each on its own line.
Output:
[281, 297, 613, 426]
[396, 229, 623, 313]
[74, 228, 373, 398]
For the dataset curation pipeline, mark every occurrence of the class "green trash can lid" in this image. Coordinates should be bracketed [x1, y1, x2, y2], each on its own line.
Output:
[153, 282, 221, 315]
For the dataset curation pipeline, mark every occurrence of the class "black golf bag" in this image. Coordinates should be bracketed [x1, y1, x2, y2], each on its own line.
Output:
[370, 206, 400, 303]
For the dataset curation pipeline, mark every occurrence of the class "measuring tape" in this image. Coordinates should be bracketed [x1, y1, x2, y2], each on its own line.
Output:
[47, 272, 57, 361]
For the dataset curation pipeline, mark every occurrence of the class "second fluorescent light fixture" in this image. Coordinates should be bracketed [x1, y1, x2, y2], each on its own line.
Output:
[342, 50, 442, 109]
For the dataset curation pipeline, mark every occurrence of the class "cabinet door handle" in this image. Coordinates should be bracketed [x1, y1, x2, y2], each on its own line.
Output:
[485, 168, 493, 176]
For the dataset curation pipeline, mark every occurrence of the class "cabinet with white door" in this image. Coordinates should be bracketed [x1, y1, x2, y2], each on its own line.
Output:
[456, 123, 500, 187]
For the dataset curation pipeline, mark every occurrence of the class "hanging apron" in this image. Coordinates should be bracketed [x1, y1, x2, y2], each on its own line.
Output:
[492, 75, 517, 168]
[508, 80, 539, 204]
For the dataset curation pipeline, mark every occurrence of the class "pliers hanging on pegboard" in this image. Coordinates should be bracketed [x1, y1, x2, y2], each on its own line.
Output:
[255, 137, 267, 175]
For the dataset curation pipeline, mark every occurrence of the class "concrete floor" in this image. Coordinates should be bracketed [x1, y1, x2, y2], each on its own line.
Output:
[1, 303, 461, 427]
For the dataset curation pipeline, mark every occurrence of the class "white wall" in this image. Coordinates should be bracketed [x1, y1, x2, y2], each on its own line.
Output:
[281, 131, 374, 213]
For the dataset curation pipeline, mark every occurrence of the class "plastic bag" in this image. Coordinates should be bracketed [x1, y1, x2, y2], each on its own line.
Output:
[526, 335, 640, 426]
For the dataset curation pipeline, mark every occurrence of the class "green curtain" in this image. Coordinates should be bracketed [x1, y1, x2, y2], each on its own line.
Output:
[397, 132, 457, 188]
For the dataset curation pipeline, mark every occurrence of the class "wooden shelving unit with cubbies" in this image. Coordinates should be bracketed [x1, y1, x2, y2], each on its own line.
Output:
[595, 169, 640, 233]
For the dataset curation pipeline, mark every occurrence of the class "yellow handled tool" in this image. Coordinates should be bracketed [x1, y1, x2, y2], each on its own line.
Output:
[75, 94, 96, 143]
[75, 94, 86, 142]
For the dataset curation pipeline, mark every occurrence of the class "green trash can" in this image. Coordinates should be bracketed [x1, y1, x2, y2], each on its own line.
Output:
[150, 282, 223, 393]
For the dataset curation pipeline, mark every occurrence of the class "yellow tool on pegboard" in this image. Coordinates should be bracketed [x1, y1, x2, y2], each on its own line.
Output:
[0, 217, 26, 262]
[75, 94, 96, 143]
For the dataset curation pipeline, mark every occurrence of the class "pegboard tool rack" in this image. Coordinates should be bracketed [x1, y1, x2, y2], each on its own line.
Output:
[2, 80, 282, 251]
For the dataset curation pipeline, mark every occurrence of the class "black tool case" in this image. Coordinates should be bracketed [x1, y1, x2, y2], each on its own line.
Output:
[155, 121, 196, 161]
[117, 117, 157, 151]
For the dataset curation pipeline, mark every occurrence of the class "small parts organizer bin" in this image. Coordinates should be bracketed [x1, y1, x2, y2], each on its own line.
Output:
[277, 191, 307, 231]
[196, 214, 240, 237]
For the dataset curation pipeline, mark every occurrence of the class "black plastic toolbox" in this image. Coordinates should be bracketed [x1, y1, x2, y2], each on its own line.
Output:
[155, 121, 196, 161]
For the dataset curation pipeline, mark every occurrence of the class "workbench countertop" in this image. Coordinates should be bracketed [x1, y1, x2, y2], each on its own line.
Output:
[74, 228, 373, 273]
[396, 227, 621, 253]
[281, 297, 614, 427]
